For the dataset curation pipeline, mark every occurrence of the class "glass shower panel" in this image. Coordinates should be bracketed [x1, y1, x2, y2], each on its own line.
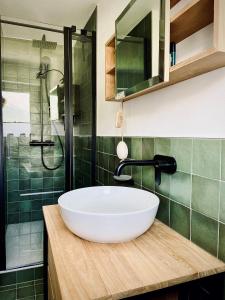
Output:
[72, 31, 95, 188]
[1, 23, 65, 269]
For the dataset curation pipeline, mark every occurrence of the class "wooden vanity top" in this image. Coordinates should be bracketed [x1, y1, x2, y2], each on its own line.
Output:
[43, 205, 225, 300]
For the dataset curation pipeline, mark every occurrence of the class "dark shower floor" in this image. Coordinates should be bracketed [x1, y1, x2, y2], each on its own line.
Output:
[6, 221, 43, 269]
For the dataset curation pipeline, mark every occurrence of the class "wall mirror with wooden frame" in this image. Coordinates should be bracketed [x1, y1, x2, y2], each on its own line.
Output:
[115, 0, 170, 100]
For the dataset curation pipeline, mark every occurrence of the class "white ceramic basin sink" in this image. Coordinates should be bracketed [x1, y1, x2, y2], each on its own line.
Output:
[58, 186, 159, 243]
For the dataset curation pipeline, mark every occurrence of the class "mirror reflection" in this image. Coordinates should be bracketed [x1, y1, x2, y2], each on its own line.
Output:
[116, 0, 168, 99]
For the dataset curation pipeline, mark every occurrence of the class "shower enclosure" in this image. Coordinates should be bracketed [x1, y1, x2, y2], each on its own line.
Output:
[0, 14, 96, 271]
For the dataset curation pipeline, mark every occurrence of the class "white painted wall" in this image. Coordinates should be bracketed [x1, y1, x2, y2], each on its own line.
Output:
[97, 0, 225, 138]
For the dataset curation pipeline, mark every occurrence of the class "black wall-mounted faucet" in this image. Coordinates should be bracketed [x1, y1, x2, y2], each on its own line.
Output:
[114, 155, 177, 185]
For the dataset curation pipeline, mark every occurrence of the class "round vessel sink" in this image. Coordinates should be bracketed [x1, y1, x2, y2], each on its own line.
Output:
[58, 186, 159, 243]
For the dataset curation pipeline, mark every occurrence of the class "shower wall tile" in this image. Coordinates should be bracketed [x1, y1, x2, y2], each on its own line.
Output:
[0, 266, 44, 300]
[97, 136, 225, 262]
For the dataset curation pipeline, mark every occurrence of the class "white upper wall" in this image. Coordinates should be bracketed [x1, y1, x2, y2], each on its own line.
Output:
[97, 0, 225, 138]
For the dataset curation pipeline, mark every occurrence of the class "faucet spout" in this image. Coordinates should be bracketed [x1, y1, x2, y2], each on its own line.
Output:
[114, 159, 156, 177]
[114, 155, 177, 185]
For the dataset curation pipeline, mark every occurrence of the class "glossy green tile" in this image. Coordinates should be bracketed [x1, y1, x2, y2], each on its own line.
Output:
[170, 201, 190, 238]
[17, 269, 34, 283]
[191, 211, 218, 256]
[132, 166, 142, 186]
[0, 289, 16, 300]
[170, 172, 191, 207]
[193, 139, 220, 180]
[103, 137, 115, 154]
[219, 223, 225, 262]
[0, 272, 16, 286]
[131, 138, 142, 160]
[35, 283, 44, 295]
[19, 179, 30, 191]
[43, 178, 53, 189]
[220, 181, 225, 223]
[155, 173, 170, 198]
[34, 267, 43, 280]
[17, 285, 35, 299]
[192, 175, 219, 219]
[221, 140, 225, 181]
[109, 155, 116, 173]
[103, 154, 109, 170]
[142, 167, 155, 191]
[123, 137, 131, 157]
[154, 138, 170, 156]
[8, 213, 19, 224]
[142, 138, 154, 160]
[8, 201, 20, 213]
[20, 201, 32, 213]
[170, 138, 192, 173]
[8, 180, 19, 192]
[156, 194, 169, 225]
[31, 178, 43, 190]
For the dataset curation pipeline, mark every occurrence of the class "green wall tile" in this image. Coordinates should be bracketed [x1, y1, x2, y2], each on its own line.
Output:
[0, 289, 16, 300]
[142, 167, 154, 191]
[17, 285, 35, 299]
[17, 269, 34, 283]
[219, 223, 225, 262]
[155, 173, 170, 198]
[154, 138, 170, 156]
[221, 140, 225, 181]
[142, 138, 154, 160]
[170, 138, 192, 173]
[170, 201, 190, 238]
[131, 138, 142, 160]
[191, 211, 218, 256]
[0, 272, 16, 286]
[192, 175, 219, 220]
[103, 137, 115, 154]
[193, 139, 221, 180]
[170, 172, 191, 207]
[156, 194, 170, 225]
[220, 181, 225, 223]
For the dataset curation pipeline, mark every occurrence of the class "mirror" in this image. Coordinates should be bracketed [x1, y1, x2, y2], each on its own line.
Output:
[115, 0, 169, 99]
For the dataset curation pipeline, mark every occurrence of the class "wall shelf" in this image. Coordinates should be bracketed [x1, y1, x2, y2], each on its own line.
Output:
[105, 35, 116, 101]
[170, 0, 214, 44]
[170, 0, 181, 8]
[105, 0, 225, 102]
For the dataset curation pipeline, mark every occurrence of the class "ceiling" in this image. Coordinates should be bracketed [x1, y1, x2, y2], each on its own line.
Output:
[0, 0, 98, 28]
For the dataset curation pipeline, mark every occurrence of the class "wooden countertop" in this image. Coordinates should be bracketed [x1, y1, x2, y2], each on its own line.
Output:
[43, 205, 225, 300]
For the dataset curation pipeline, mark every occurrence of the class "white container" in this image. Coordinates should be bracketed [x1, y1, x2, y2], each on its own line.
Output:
[58, 186, 159, 243]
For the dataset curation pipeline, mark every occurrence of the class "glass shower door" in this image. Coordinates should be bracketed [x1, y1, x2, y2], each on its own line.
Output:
[1, 21, 65, 269]
[0, 16, 6, 271]
[72, 29, 96, 189]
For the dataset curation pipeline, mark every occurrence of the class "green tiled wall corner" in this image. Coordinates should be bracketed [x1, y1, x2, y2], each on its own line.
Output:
[3, 60, 65, 224]
[0, 266, 44, 300]
[97, 136, 225, 262]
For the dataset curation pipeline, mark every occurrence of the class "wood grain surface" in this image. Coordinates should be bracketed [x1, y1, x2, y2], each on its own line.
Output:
[44, 205, 225, 300]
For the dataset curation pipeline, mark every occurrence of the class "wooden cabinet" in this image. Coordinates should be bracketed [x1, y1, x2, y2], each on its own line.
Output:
[48, 241, 62, 300]
[105, 0, 225, 102]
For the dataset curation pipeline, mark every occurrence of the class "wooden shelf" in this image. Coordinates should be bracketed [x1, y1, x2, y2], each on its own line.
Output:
[171, 0, 214, 43]
[170, 0, 181, 8]
[121, 48, 225, 102]
[106, 65, 115, 74]
[105, 35, 116, 100]
[105, 0, 225, 102]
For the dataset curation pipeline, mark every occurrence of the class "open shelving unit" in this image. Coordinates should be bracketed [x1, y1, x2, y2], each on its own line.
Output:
[105, 36, 116, 100]
[105, 0, 225, 102]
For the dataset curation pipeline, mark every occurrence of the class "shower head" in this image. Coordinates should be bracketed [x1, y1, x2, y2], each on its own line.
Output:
[41, 56, 51, 66]
[32, 34, 57, 50]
